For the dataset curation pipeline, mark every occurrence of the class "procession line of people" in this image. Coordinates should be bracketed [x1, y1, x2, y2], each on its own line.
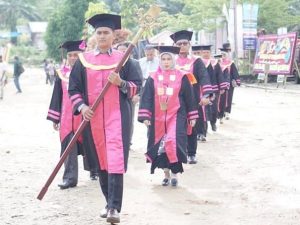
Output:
[46, 13, 240, 224]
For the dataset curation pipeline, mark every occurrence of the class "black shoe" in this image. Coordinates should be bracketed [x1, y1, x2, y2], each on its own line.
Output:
[162, 178, 170, 186]
[211, 124, 217, 132]
[188, 156, 197, 164]
[58, 182, 76, 190]
[171, 178, 178, 187]
[107, 208, 120, 224]
[199, 135, 206, 142]
[90, 171, 98, 180]
[90, 175, 97, 180]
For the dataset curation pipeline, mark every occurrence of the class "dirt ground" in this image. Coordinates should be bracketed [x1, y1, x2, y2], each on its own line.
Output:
[1, 68, 300, 225]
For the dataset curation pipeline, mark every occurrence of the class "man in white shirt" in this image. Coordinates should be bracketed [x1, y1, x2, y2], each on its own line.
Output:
[0, 55, 8, 100]
[139, 45, 159, 85]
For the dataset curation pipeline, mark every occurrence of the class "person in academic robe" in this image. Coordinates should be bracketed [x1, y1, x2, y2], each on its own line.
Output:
[68, 14, 142, 224]
[219, 43, 241, 120]
[170, 30, 213, 164]
[192, 45, 228, 133]
[138, 46, 198, 187]
[46, 40, 84, 189]
[116, 42, 143, 150]
[214, 54, 230, 123]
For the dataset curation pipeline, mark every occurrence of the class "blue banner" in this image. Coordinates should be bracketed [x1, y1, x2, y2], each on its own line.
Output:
[243, 3, 259, 50]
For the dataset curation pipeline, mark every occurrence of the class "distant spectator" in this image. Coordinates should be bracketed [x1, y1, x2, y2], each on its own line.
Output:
[43, 59, 51, 84]
[47, 60, 55, 85]
[139, 45, 159, 85]
[13, 56, 23, 93]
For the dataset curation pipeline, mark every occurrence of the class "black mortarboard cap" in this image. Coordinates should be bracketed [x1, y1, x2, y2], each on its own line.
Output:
[223, 42, 231, 49]
[219, 48, 231, 52]
[219, 42, 231, 52]
[214, 54, 222, 59]
[192, 45, 212, 51]
[170, 30, 193, 43]
[154, 46, 181, 54]
[59, 40, 84, 52]
[86, 14, 121, 30]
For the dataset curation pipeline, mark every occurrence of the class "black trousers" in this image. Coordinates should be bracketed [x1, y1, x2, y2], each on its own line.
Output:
[98, 170, 123, 212]
[210, 93, 219, 126]
[187, 120, 198, 156]
[218, 90, 228, 119]
[226, 87, 234, 114]
[198, 119, 208, 137]
[197, 106, 208, 137]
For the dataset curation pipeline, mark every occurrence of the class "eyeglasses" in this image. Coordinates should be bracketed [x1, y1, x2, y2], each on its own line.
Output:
[175, 41, 189, 46]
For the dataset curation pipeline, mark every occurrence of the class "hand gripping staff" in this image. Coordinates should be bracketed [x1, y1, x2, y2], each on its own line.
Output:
[37, 5, 161, 200]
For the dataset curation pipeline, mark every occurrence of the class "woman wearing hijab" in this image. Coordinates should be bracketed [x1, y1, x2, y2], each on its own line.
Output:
[138, 46, 198, 187]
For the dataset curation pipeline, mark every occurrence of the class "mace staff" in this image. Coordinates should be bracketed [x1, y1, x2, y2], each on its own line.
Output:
[37, 5, 161, 201]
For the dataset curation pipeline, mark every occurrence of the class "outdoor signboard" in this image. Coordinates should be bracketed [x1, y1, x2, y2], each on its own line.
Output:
[253, 32, 298, 75]
[243, 3, 259, 50]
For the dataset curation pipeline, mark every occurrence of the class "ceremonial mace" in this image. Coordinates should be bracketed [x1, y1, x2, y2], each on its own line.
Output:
[3, 43, 12, 63]
[37, 5, 161, 201]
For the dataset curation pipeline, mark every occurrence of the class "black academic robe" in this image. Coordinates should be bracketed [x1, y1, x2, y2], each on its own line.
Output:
[176, 56, 212, 155]
[218, 68, 230, 119]
[207, 62, 227, 124]
[226, 63, 240, 114]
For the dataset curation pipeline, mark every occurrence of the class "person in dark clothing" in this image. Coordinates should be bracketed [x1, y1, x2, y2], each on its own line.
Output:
[219, 43, 241, 120]
[170, 30, 213, 164]
[13, 56, 23, 93]
[43, 59, 51, 84]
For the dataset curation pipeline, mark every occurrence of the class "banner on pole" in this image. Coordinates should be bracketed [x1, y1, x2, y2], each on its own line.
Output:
[242, 3, 259, 50]
[253, 32, 298, 75]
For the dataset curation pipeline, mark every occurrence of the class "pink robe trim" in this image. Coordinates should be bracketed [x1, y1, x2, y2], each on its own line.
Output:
[48, 109, 60, 116]
[48, 113, 60, 121]
[70, 94, 82, 101]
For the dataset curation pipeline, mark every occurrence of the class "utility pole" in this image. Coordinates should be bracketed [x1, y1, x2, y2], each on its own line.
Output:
[233, 0, 238, 66]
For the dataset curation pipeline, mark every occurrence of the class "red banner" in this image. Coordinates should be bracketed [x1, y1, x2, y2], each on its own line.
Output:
[253, 32, 297, 75]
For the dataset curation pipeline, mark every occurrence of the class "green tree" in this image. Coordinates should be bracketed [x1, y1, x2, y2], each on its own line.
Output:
[287, 0, 300, 32]
[119, 0, 155, 35]
[85, 1, 110, 20]
[238, 0, 300, 33]
[255, 0, 297, 33]
[45, 0, 91, 61]
[0, 0, 41, 43]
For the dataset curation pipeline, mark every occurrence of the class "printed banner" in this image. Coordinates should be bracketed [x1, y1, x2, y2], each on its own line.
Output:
[253, 33, 298, 75]
[243, 3, 259, 50]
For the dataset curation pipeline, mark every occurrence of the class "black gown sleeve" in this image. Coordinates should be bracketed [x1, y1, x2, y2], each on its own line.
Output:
[215, 63, 227, 90]
[138, 77, 154, 123]
[47, 75, 62, 124]
[68, 59, 86, 115]
[231, 63, 241, 86]
[119, 58, 143, 98]
[193, 58, 213, 96]
[181, 75, 199, 121]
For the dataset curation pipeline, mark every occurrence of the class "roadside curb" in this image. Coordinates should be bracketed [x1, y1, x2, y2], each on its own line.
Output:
[242, 84, 300, 95]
